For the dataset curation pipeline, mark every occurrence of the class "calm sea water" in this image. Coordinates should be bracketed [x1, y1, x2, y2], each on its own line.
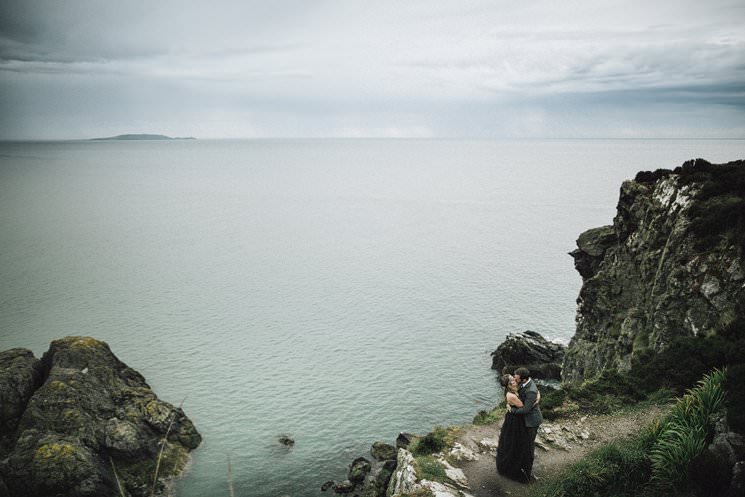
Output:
[1, 139, 744, 496]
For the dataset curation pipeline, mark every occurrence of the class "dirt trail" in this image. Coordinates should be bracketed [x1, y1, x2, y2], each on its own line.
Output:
[451, 406, 667, 497]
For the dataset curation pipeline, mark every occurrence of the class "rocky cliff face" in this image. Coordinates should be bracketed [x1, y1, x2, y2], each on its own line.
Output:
[0, 337, 201, 497]
[563, 159, 745, 383]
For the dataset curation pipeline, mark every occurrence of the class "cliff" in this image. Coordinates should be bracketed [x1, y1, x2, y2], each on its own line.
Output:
[0, 337, 201, 497]
[563, 159, 745, 383]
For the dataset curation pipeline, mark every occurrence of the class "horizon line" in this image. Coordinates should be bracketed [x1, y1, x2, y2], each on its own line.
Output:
[2, 136, 745, 142]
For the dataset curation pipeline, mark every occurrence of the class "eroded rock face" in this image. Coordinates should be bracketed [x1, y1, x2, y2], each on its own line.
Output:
[0, 337, 201, 497]
[491, 330, 565, 380]
[563, 160, 745, 382]
[0, 349, 43, 455]
[321, 443, 396, 497]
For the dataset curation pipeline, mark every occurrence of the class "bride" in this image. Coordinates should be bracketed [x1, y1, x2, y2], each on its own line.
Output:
[496, 374, 537, 482]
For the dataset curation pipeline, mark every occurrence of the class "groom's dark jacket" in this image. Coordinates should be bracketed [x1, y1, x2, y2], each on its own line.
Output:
[511, 379, 543, 428]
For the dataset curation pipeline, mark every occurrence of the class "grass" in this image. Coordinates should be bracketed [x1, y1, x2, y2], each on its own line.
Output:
[530, 368, 727, 497]
[409, 426, 460, 456]
[413, 455, 447, 482]
[539, 369, 647, 420]
[530, 432, 657, 497]
[473, 407, 503, 425]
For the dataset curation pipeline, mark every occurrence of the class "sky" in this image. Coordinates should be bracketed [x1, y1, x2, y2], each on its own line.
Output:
[1, 0, 744, 139]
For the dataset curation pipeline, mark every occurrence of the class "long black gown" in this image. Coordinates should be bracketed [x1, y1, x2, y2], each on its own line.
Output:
[496, 410, 532, 482]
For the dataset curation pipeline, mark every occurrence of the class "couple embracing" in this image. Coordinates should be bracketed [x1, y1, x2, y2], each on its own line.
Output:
[496, 367, 542, 483]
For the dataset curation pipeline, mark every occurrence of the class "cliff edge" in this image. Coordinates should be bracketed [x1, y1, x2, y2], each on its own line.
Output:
[563, 159, 745, 382]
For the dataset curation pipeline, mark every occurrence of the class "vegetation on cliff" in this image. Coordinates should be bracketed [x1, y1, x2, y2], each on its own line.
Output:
[531, 369, 732, 497]
[635, 159, 745, 250]
[564, 159, 744, 386]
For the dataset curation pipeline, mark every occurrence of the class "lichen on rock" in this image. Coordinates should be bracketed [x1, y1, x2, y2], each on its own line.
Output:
[563, 159, 745, 383]
[0, 336, 201, 497]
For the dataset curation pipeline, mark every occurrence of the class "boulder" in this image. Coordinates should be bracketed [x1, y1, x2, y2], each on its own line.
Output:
[0, 337, 201, 497]
[395, 432, 418, 450]
[491, 330, 565, 380]
[348, 456, 371, 483]
[370, 441, 397, 461]
[332, 480, 354, 493]
[323, 444, 396, 497]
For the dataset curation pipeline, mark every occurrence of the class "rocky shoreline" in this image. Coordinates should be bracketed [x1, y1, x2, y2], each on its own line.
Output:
[325, 159, 745, 497]
[0, 337, 201, 497]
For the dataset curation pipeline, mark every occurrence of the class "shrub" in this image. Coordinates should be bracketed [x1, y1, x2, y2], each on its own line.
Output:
[411, 426, 456, 456]
[673, 159, 745, 250]
[472, 408, 502, 425]
[650, 369, 727, 491]
[539, 369, 645, 419]
[630, 334, 736, 395]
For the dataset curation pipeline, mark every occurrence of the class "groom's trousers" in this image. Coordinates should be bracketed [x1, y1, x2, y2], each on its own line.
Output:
[526, 426, 538, 476]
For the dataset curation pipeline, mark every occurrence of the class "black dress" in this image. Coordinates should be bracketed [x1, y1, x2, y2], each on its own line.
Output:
[496, 411, 532, 482]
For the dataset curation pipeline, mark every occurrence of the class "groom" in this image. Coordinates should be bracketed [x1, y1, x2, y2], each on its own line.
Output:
[510, 367, 543, 481]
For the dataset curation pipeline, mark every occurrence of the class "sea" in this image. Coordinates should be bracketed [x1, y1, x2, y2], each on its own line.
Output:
[1, 138, 744, 496]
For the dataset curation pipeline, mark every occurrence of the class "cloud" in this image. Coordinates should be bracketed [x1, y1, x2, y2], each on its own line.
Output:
[1, 0, 744, 138]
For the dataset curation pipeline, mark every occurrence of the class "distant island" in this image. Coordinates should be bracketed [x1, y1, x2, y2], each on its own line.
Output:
[90, 134, 196, 141]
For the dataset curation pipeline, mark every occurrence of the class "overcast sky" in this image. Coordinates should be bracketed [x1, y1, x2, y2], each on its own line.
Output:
[1, 0, 744, 139]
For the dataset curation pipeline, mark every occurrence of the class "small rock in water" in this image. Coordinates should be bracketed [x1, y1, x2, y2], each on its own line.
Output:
[278, 434, 295, 447]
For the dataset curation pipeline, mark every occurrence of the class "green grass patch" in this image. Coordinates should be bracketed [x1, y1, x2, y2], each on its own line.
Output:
[539, 369, 647, 420]
[413, 455, 447, 482]
[472, 407, 503, 425]
[531, 368, 728, 497]
[531, 434, 656, 497]
[410, 426, 460, 456]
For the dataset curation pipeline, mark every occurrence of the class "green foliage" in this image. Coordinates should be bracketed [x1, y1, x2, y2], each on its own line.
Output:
[649, 369, 726, 491]
[530, 435, 656, 497]
[635, 159, 745, 249]
[634, 168, 673, 184]
[531, 368, 727, 497]
[540, 370, 645, 420]
[632, 316, 745, 393]
[399, 490, 434, 497]
[413, 455, 447, 482]
[675, 159, 745, 250]
[410, 426, 455, 456]
[472, 408, 502, 425]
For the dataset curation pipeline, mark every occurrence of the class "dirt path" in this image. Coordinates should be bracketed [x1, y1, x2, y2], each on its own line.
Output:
[451, 406, 668, 497]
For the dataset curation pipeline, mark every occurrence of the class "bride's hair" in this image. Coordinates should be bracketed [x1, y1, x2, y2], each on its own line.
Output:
[499, 374, 512, 388]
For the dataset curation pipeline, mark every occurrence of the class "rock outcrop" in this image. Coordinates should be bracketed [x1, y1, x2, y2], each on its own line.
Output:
[563, 159, 745, 382]
[322, 441, 397, 497]
[0, 337, 201, 497]
[490, 330, 565, 380]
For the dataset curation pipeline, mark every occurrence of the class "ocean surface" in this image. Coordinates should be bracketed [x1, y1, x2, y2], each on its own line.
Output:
[1, 139, 744, 496]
